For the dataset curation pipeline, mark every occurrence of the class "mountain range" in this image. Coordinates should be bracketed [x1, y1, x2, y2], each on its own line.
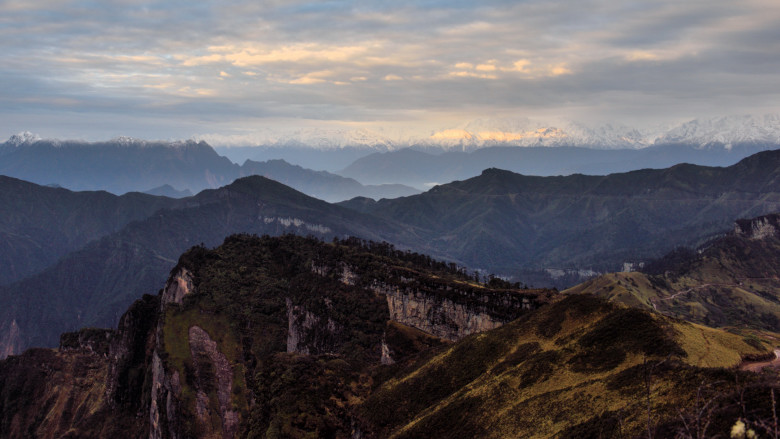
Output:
[5, 122, 780, 437]
[343, 150, 780, 276]
[339, 143, 779, 189]
[3, 149, 780, 359]
[6, 115, 780, 198]
[209, 114, 780, 153]
[0, 176, 183, 286]
[0, 135, 417, 202]
[0, 175, 415, 356]
[1, 233, 777, 438]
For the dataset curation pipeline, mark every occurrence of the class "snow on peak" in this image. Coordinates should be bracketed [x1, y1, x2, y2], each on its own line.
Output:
[656, 114, 780, 147]
[426, 118, 655, 149]
[111, 136, 149, 147]
[5, 131, 41, 147]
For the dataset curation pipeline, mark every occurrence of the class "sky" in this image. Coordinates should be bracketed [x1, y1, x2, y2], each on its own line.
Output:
[1, 0, 780, 144]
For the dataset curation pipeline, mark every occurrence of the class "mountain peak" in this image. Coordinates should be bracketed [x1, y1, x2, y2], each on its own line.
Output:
[5, 131, 41, 147]
[656, 114, 780, 147]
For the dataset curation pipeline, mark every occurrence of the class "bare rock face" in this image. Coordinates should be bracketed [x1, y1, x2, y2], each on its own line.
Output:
[150, 270, 192, 439]
[286, 298, 342, 355]
[311, 261, 549, 343]
[380, 336, 395, 365]
[0, 319, 22, 359]
[188, 325, 240, 438]
[161, 268, 194, 308]
[106, 294, 160, 412]
[150, 351, 182, 439]
[735, 213, 780, 240]
[372, 281, 539, 342]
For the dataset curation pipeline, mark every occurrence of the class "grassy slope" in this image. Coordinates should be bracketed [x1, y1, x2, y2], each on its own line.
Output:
[361, 295, 771, 438]
[565, 221, 780, 332]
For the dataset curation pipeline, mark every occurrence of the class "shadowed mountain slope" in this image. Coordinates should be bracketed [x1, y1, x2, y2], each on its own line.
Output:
[0, 177, 418, 356]
[346, 149, 780, 276]
[0, 175, 182, 286]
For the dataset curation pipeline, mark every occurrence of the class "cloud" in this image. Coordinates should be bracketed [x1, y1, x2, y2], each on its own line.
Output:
[1, 0, 779, 140]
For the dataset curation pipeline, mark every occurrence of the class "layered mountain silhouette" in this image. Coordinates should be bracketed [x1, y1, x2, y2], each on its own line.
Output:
[3, 149, 780, 358]
[0, 176, 415, 355]
[345, 149, 780, 275]
[0, 176, 185, 286]
[0, 136, 416, 202]
[339, 143, 778, 189]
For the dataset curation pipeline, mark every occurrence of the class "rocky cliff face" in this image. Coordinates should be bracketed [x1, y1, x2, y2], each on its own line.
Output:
[313, 262, 551, 342]
[374, 282, 535, 341]
[149, 267, 194, 439]
[0, 319, 22, 360]
[188, 326, 240, 438]
[735, 213, 780, 240]
[286, 298, 342, 355]
[162, 268, 194, 306]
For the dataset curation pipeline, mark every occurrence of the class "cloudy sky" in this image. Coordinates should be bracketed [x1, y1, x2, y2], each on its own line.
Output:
[1, 0, 779, 143]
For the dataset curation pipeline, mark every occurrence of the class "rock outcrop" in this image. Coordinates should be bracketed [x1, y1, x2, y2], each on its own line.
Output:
[162, 268, 194, 307]
[188, 326, 240, 438]
[150, 351, 182, 439]
[313, 261, 551, 342]
[286, 298, 342, 355]
[0, 234, 559, 438]
[373, 281, 538, 341]
[0, 319, 22, 360]
[735, 213, 780, 240]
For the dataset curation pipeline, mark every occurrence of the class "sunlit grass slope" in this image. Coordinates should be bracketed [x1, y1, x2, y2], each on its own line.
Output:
[360, 294, 772, 438]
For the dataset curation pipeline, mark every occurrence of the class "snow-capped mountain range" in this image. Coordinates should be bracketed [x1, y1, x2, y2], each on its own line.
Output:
[191, 114, 780, 150]
[6, 114, 780, 151]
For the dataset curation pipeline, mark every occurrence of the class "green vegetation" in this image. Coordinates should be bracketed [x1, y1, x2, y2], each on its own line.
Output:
[567, 213, 780, 333]
[360, 295, 774, 438]
[360, 150, 780, 276]
[154, 233, 544, 438]
[2, 233, 780, 438]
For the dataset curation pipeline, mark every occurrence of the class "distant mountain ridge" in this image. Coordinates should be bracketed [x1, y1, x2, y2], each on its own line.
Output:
[338, 143, 779, 189]
[4, 149, 780, 357]
[0, 175, 184, 286]
[0, 136, 236, 194]
[0, 136, 414, 202]
[239, 159, 419, 202]
[204, 113, 780, 152]
[344, 149, 780, 278]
